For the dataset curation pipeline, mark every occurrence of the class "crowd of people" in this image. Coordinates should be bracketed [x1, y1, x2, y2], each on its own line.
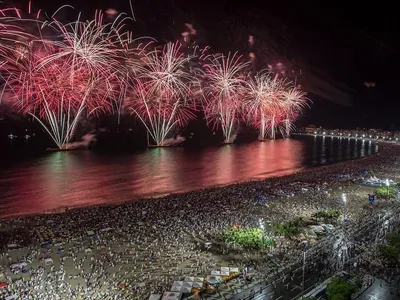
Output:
[0, 143, 399, 299]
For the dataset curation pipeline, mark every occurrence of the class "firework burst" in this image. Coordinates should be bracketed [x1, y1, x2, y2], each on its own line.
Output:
[0, 4, 310, 148]
[201, 52, 249, 143]
[244, 72, 285, 140]
[127, 42, 198, 146]
[0, 8, 132, 149]
[279, 86, 308, 137]
[244, 71, 307, 139]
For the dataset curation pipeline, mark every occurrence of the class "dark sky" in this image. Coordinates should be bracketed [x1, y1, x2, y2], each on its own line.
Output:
[7, 0, 400, 128]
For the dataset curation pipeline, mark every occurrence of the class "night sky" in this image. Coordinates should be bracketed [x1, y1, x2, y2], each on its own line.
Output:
[2, 0, 400, 130]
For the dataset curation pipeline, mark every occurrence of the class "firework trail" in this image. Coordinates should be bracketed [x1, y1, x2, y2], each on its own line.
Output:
[127, 42, 198, 146]
[0, 7, 131, 149]
[244, 72, 286, 140]
[2, 43, 116, 149]
[279, 85, 308, 137]
[0, 3, 310, 148]
[201, 52, 249, 143]
[244, 71, 307, 139]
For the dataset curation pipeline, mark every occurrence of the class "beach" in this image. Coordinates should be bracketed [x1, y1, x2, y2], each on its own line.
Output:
[0, 141, 399, 299]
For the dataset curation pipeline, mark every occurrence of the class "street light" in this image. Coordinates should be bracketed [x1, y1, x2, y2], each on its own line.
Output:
[342, 193, 347, 222]
[385, 179, 390, 197]
[258, 218, 265, 261]
[259, 218, 265, 230]
[300, 244, 311, 297]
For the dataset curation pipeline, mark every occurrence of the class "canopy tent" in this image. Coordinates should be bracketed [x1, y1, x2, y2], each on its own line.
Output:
[171, 281, 183, 292]
[180, 286, 191, 293]
[229, 267, 239, 273]
[210, 270, 220, 276]
[192, 277, 204, 289]
[192, 282, 203, 288]
[221, 267, 229, 273]
[206, 275, 221, 285]
[161, 292, 182, 300]
[148, 294, 162, 300]
[171, 280, 194, 293]
[220, 270, 229, 276]
[220, 267, 230, 276]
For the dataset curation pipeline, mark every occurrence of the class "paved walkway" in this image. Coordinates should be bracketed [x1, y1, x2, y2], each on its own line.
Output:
[356, 278, 400, 300]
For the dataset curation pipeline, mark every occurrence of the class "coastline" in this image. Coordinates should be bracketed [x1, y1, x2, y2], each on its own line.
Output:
[0, 139, 388, 223]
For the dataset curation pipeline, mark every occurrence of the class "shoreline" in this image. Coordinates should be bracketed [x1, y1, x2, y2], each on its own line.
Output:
[0, 138, 384, 223]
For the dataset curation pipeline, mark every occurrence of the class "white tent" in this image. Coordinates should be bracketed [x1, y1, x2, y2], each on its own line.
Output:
[221, 267, 230, 273]
[229, 267, 239, 273]
[211, 270, 220, 276]
[181, 286, 191, 293]
[171, 281, 183, 292]
[206, 275, 221, 285]
[192, 282, 203, 288]
[170, 286, 181, 292]
[161, 292, 182, 300]
[148, 294, 162, 300]
[184, 276, 194, 283]
[220, 270, 229, 276]
[183, 282, 193, 288]
[194, 277, 203, 282]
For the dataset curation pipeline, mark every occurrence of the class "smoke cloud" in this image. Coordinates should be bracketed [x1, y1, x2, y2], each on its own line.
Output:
[161, 135, 185, 146]
[65, 132, 97, 149]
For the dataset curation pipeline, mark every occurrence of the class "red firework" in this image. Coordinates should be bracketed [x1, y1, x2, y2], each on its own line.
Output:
[201, 52, 249, 143]
[126, 42, 198, 146]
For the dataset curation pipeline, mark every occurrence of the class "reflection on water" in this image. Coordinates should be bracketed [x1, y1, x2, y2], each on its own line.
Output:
[0, 136, 377, 218]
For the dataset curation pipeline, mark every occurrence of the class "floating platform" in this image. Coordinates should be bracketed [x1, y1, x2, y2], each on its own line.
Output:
[147, 145, 173, 148]
[46, 148, 77, 152]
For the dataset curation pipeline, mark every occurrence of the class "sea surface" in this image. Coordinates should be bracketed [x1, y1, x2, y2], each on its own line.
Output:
[0, 136, 378, 218]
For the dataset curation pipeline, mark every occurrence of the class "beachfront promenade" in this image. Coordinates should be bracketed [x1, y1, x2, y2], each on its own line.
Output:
[0, 134, 400, 299]
[296, 127, 400, 142]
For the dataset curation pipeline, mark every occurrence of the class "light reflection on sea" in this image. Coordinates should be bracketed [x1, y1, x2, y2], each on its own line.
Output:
[0, 136, 377, 218]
